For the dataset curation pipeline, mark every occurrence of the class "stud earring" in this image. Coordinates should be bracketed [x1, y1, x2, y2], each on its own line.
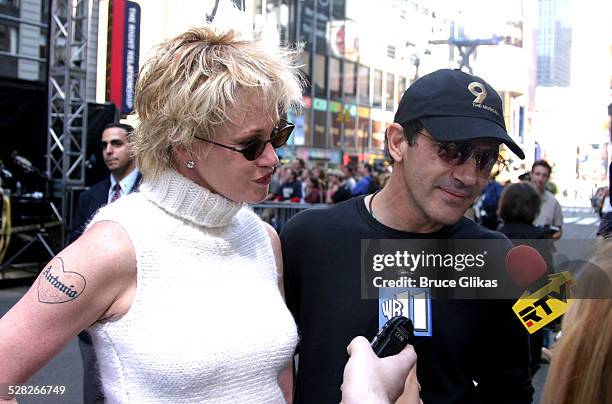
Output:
[186, 160, 195, 169]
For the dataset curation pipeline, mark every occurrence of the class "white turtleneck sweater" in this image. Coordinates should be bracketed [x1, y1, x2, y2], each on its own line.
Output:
[86, 170, 298, 403]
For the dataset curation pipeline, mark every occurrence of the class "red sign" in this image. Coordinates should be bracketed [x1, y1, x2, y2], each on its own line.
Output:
[107, 0, 141, 114]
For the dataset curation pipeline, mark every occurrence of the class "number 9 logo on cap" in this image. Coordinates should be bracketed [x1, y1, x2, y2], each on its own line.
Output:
[468, 82, 487, 105]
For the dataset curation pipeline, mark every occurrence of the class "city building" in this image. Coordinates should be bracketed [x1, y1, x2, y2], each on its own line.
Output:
[257, 0, 535, 173]
[0, 0, 49, 171]
[254, 0, 450, 167]
[536, 0, 572, 87]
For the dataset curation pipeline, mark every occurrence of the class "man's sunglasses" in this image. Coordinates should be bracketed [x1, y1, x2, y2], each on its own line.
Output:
[194, 119, 295, 161]
[417, 131, 508, 177]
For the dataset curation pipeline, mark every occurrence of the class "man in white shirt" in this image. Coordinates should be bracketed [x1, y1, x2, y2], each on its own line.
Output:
[531, 160, 563, 239]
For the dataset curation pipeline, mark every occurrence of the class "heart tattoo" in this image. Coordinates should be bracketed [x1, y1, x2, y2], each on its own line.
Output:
[38, 257, 86, 304]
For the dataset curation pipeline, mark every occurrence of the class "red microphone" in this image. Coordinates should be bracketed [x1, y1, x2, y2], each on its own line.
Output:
[505, 245, 548, 289]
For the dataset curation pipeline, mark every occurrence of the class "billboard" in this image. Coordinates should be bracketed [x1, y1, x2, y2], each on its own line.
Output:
[107, 0, 141, 115]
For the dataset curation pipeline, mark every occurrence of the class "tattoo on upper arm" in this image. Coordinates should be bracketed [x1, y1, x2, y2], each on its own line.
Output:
[37, 257, 86, 304]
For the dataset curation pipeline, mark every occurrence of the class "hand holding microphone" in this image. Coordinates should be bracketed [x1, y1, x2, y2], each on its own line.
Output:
[341, 336, 420, 404]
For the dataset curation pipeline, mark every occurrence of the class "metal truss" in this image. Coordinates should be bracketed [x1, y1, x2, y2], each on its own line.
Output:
[47, 0, 89, 244]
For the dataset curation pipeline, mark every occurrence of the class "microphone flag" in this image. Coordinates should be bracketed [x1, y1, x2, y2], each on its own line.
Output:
[511, 272, 573, 334]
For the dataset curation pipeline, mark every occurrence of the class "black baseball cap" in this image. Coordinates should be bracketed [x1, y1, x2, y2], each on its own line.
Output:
[394, 69, 525, 159]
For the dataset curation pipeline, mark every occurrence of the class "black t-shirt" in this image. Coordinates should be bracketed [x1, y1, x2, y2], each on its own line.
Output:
[281, 196, 533, 404]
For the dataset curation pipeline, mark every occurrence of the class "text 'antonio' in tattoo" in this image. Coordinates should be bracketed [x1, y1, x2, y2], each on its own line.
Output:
[37, 257, 86, 304]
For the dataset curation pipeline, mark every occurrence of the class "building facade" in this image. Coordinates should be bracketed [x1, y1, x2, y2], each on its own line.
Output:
[256, 0, 532, 172]
[0, 0, 48, 81]
[537, 0, 572, 87]
[254, 0, 449, 167]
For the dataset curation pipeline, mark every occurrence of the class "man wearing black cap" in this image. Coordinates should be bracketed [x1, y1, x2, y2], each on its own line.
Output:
[281, 69, 533, 403]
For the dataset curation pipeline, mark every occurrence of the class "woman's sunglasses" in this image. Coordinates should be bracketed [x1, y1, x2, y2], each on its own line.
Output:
[417, 131, 508, 177]
[195, 119, 295, 161]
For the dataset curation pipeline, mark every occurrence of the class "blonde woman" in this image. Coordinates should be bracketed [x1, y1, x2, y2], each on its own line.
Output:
[0, 25, 303, 403]
[542, 239, 612, 404]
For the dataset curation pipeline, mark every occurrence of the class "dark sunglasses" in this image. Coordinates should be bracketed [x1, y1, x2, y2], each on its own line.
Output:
[194, 119, 295, 161]
[417, 132, 507, 177]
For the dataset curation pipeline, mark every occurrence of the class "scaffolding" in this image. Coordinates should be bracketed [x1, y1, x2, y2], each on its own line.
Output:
[46, 0, 89, 246]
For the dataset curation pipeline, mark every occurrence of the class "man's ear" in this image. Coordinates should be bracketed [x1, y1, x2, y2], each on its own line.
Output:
[387, 123, 407, 163]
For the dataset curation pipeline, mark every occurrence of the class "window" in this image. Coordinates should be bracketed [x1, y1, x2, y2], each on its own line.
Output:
[358, 64, 370, 106]
[372, 69, 383, 108]
[372, 119, 386, 150]
[299, 0, 315, 51]
[313, 53, 327, 98]
[329, 57, 342, 100]
[315, 0, 329, 54]
[279, 0, 290, 43]
[0, 0, 20, 7]
[357, 109, 370, 150]
[343, 109, 356, 149]
[332, 0, 345, 19]
[300, 52, 312, 95]
[385, 73, 395, 111]
[313, 109, 327, 148]
[291, 108, 312, 146]
[343, 61, 357, 103]
[0, 23, 17, 54]
[330, 104, 343, 148]
[397, 76, 407, 104]
[254, 0, 264, 15]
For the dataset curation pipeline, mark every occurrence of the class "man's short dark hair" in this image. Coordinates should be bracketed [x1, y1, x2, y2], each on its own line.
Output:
[103, 122, 134, 136]
[531, 159, 552, 175]
[498, 182, 541, 224]
[385, 120, 424, 165]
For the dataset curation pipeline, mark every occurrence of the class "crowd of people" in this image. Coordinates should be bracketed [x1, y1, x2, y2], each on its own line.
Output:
[470, 160, 565, 236]
[265, 159, 390, 205]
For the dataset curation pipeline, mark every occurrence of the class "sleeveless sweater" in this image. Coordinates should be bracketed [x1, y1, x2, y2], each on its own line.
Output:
[87, 170, 298, 403]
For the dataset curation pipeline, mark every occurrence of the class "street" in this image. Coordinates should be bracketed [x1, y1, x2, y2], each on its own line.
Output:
[561, 206, 601, 240]
[0, 204, 602, 404]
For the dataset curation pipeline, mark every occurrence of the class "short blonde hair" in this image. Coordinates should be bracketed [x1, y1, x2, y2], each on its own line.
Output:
[131, 24, 304, 180]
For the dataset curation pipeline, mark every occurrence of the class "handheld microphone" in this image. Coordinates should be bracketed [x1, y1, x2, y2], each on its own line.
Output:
[505, 245, 548, 290]
[506, 245, 573, 334]
[371, 316, 414, 358]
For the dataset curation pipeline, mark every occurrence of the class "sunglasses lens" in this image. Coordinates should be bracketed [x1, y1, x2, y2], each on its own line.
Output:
[490, 156, 506, 177]
[242, 142, 265, 161]
[271, 125, 294, 148]
[436, 139, 504, 177]
[242, 121, 294, 161]
[437, 143, 465, 165]
[478, 150, 496, 170]
[475, 150, 505, 177]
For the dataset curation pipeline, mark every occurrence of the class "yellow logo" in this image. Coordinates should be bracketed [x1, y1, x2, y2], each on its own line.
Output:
[512, 272, 573, 334]
[468, 82, 487, 105]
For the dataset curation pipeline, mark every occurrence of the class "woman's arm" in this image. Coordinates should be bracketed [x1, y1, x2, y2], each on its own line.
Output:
[263, 222, 294, 403]
[0, 221, 136, 391]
